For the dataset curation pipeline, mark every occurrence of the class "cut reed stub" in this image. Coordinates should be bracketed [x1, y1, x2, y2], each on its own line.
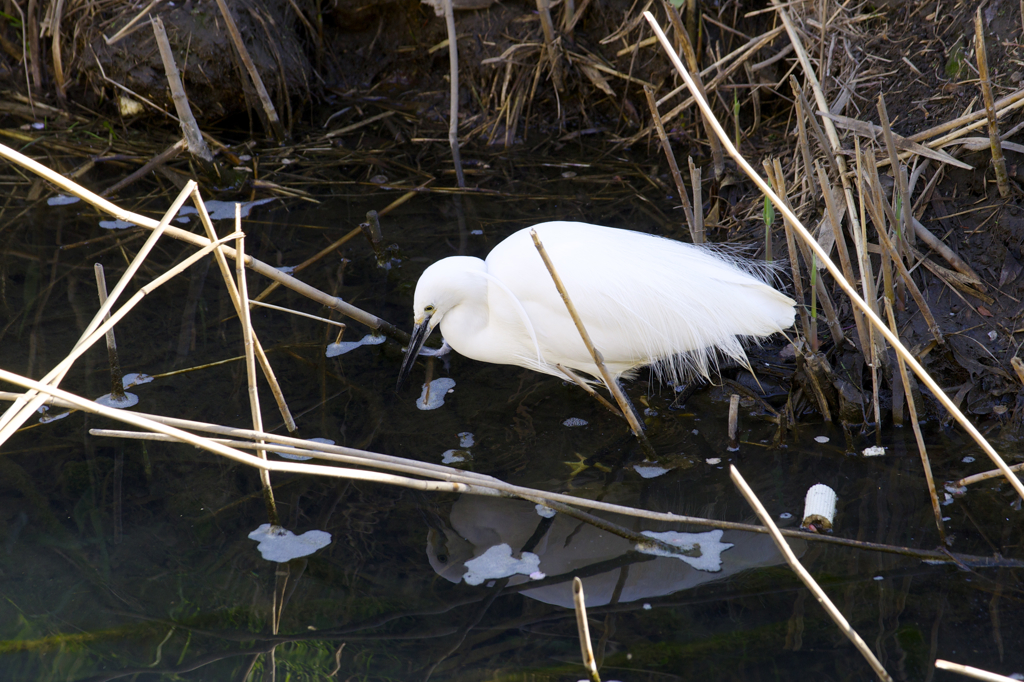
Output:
[801, 483, 837, 532]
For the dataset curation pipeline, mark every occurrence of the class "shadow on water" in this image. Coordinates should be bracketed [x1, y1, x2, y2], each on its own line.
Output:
[0, 181, 1022, 681]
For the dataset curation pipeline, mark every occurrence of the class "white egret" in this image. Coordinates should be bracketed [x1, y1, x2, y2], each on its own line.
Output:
[397, 221, 796, 391]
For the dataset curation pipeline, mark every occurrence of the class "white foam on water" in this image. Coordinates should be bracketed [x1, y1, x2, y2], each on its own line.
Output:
[178, 198, 276, 221]
[637, 529, 733, 572]
[462, 544, 541, 586]
[248, 524, 331, 562]
[416, 378, 456, 410]
[633, 464, 670, 479]
[95, 392, 139, 408]
[274, 437, 334, 461]
[325, 334, 385, 358]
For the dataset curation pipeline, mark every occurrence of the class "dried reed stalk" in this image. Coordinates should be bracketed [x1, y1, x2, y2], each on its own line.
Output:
[0, 232, 240, 445]
[793, 87, 814, 199]
[654, 27, 786, 126]
[643, 84, 696, 239]
[0, 369, 484, 494]
[151, 17, 216, 171]
[0, 380, 1008, 567]
[101, 138, 187, 197]
[236, 213, 279, 525]
[934, 659, 1019, 682]
[730, 465, 894, 682]
[213, 0, 286, 141]
[50, 0, 66, 99]
[974, 8, 1009, 198]
[822, 112, 971, 170]
[883, 298, 946, 544]
[688, 157, 704, 244]
[816, 162, 870, 356]
[104, 0, 161, 45]
[442, 0, 466, 187]
[93, 264, 127, 402]
[727, 393, 740, 450]
[191, 188, 297, 435]
[557, 365, 623, 417]
[0, 141, 410, 343]
[644, 11, 1024, 502]
[530, 230, 651, 449]
[910, 87, 1024, 145]
[768, 162, 812, 343]
[537, 0, 564, 91]
[771, 6, 866, 268]
[870, 201, 944, 344]
[771, 156, 843, 347]
[0, 182, 197, 441]
[573, 578, 601, 682]
[663, 0, 723, 177]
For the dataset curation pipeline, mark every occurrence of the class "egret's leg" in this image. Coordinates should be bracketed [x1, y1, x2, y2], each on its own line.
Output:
[613, 379, 647, 431]
[557, 364, 623, 418]
[669, 377, 709, 410]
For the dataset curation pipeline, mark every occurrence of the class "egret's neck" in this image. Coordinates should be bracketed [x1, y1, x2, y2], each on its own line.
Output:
[434, 258, 490, 342]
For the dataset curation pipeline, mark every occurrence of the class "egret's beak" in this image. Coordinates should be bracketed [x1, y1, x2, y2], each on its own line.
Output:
[396, 312, 433, 391]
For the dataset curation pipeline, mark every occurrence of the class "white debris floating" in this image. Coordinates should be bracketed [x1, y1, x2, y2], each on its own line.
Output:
[862, 446, 886, 457]
[95, 392, 139, 409]
[462, 544, 541, 586]
[441, 449, 469, 464]
[325, 334, 385, 358]
[274, 437, 334, 462]
[562, 417, 588, 427]
[637, 529, 733, 571]
[534, 503, 556, 518]
[248, 524, 332, 562]
[801, 483, 838, 531]
[633, 463, 670, 479]
[178, 198, 275, 221]
[416, 378, 456, 410]
[99, 219, 138, 230]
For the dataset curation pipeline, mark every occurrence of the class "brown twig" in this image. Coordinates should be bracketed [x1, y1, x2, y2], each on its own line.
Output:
[101, 138, 186, 197]
[883, 298, 946, 544]
[94, 264, 127, 402]
[688, 156, 704, 244]
[441, 0, 466, 187]
[974, 8, 1010, 198]
[537, 0, 564, 92]
[816, 162, 870, 355]
[212, 0, 286, 141]
[643, 85, 695, 238]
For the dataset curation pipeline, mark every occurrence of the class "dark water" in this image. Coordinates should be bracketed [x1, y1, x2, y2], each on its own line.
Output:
[1, 174, 1022, 681]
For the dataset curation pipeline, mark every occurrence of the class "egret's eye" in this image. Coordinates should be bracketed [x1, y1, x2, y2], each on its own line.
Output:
[424, 305, 436, 313]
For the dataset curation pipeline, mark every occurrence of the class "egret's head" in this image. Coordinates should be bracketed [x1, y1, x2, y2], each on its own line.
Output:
[397, 257, 483, 391]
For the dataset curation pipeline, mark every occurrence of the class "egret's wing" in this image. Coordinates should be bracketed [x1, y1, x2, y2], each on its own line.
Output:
[487, 222, 795, 382]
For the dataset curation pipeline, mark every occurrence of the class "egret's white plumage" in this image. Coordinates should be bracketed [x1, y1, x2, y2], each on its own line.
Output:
[398, 221, 795, 388]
